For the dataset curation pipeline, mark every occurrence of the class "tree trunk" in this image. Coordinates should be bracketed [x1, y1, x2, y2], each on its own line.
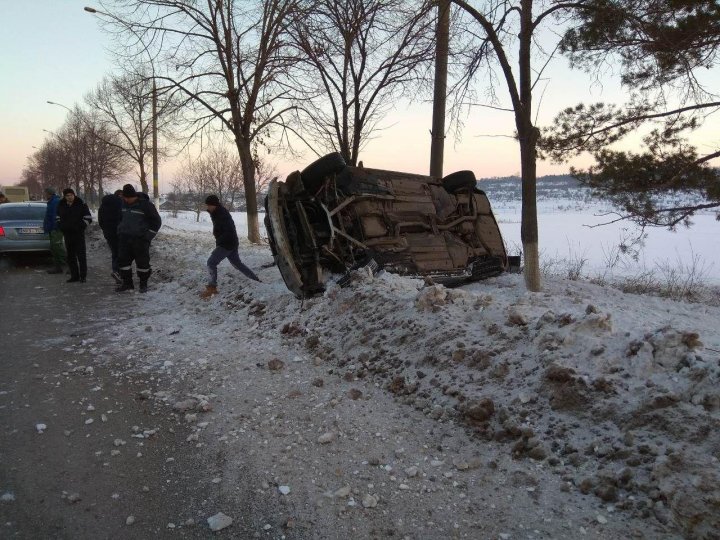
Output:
[518, 0, 541, 292]
[236, 138, 261, 244]
[519, 130, 541, 291]
[139, 165, 149, 194]
[97, 169, 104, 199]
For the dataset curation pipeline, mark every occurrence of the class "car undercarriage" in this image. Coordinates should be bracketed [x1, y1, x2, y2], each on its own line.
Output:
[265, 153, 518, 298]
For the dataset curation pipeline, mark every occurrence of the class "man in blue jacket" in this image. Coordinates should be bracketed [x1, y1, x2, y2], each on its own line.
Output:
[116, 184, 162, 293]
[43, 187, 66, 274]
[200, 194, 260, 299]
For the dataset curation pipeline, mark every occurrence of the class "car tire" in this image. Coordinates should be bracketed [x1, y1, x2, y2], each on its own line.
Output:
[301, 152, 346, 192]
[442, 170, 476, 193]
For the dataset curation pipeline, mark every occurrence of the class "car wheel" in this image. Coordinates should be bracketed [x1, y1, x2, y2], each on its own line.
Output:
[442, 170, 476, 193]
[301, 152, 346, 193]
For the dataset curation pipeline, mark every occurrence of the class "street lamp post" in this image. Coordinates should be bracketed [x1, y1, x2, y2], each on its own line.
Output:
[84, 6, 160, 207]
[47, 100, 72, 113]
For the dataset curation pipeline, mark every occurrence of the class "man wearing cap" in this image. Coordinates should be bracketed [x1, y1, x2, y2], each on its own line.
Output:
[116, 184, 162, 293]
[56, 188, 92, 283]
[43, 187, 66, 274]
[200, 194, 260, 299]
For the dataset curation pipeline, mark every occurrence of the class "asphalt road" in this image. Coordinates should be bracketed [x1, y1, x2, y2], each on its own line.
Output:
[0, 248, 260, 539]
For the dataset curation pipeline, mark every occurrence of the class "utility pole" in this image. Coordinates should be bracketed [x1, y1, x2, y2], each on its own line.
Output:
[429, 0, 450, 178]
[152, 82, 159, 206]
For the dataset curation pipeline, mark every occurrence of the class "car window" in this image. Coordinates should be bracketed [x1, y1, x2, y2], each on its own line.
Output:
[0, 206, 47, 221]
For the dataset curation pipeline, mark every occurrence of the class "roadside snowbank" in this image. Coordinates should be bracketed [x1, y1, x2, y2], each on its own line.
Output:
[93, 215, 719, 538]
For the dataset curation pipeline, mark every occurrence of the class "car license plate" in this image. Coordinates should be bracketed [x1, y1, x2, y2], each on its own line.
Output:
[20, 227, 43, 234]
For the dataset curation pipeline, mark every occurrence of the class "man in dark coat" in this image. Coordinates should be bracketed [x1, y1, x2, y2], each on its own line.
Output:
[200, 194, 260, 299]
[56, 188, 92, 283]
[116, 184, 162, 293]
[43, 186, 67, 274]
[98, 189, 123, 283]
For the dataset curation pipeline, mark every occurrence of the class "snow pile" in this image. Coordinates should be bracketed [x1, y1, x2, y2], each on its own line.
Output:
[96, 214, 720, 538]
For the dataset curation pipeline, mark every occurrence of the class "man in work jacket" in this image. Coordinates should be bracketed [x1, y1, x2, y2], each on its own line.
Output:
[116, 184, 162, 293]
[56, 188, 92, 283]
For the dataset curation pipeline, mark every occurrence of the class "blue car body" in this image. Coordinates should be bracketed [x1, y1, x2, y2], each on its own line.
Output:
[0, 202, 51, 253]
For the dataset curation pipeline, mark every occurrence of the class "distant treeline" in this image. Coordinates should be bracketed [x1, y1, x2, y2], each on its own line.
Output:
[478, 174, 581, 186]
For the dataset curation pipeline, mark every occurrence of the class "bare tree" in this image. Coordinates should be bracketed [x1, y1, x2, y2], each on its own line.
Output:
[100, 0, 303, 243]
[54, 106, 88, 194]
[451, 0, 720, 291]
[30, 108, 128, 205]
[290, 0, 435, 165]
[253, 154, 278, 204]
[24, 139, 71, 193]
[19, 167, 45, 200]
[175, 142, 243, 219]
[83, 112, 130, 201]
[448, 0, 605, 292]
[87, 70, 177, 194]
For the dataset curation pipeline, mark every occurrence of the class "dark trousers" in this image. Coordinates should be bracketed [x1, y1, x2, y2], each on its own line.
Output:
[49, 229, 67, 267]
[103, 229, 119, 272]
[118, 235, 151, 283]
[207, 246, 259, 286]
[63, 231, 87, 279]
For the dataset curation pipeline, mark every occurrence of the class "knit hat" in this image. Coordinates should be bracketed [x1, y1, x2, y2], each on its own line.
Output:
[62, 188, 75, 196]
[122, 184, 137, 197]
[44, 186, 56, 195]
[205, 194, 220, 206]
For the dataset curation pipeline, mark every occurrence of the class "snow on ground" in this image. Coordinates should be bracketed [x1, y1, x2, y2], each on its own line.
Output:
[89, 211, 720, 538]
[494, 200, 720, 286]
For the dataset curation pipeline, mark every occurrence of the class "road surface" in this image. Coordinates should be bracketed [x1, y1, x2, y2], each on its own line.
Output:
[0, 249, 261, 538]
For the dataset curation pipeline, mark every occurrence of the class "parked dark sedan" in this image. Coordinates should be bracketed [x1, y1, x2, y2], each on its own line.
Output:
[0, 202, 51, 253]
[265, 153, 518, 298]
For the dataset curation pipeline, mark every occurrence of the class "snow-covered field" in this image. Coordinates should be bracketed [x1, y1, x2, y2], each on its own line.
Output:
[167, 194, 720, 289]
[86, 200, 720, 538]
[494, 198, 720, 287]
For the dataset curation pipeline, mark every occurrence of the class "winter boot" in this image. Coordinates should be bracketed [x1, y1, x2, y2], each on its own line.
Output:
[47, 265, 63, 274]
[115, 269, 134, 292]
[200, 285, 218, 299]
[111, 271, 122, 284]
[138, 269, 151, 293]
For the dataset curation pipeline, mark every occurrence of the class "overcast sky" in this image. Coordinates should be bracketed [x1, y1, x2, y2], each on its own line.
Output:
[1, 0, 717, 191]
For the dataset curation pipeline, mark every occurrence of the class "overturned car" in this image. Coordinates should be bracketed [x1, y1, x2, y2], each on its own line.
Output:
[265, 153, 517, 298]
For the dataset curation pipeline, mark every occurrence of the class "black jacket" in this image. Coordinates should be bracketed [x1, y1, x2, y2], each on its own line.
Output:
[118, 198, 162, 240]
[98, 194, 122, 233]
[210, 205, 239, 250]
[57, 197, 92, 234]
